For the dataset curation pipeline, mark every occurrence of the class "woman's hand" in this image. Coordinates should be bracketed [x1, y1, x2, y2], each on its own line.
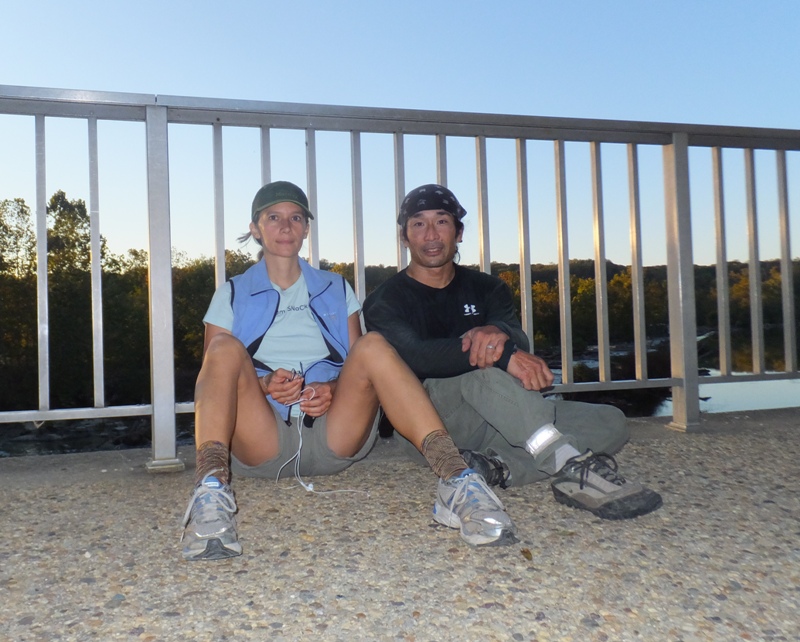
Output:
[262, 368, 304, 405]
[299, 380, 337, 417]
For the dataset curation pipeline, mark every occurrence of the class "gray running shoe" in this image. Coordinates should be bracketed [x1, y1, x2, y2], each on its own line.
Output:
[433, 469, 518, 546]
[551, 451, 662, 520]
[181, 471, 242, 560]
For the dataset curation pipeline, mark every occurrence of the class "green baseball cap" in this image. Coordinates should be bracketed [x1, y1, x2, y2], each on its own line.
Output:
[251, 181, 314, 221]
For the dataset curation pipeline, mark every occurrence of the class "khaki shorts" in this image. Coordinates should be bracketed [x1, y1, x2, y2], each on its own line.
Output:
[231, 405, 379, 479]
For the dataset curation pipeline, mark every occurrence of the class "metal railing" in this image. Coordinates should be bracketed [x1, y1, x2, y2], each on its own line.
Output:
[1, 85, 798, 470]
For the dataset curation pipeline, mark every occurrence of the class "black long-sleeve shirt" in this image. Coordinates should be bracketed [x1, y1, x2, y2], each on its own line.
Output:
[363, 264, 530, 379]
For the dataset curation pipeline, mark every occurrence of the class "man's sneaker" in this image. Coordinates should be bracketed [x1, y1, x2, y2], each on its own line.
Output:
[550, 450, 662, 520]
[460, 449, 511, 488]
[181, 472, 242, 560]
[433, 469, 518, 546]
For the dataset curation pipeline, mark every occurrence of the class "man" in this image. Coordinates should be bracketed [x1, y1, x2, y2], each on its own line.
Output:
[363, 184, 662, 521]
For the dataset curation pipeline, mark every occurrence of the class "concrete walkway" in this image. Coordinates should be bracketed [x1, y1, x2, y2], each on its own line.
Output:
[2, 408, 799, 642]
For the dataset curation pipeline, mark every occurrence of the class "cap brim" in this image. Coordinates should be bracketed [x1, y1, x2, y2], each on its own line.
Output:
[254, 199, 314, 220]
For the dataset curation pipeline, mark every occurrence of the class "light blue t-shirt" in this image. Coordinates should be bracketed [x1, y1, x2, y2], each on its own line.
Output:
[203, 272, 360, 375]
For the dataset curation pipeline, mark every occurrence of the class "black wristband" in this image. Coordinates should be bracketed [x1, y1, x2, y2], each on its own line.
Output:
[495, 341, 517, 371]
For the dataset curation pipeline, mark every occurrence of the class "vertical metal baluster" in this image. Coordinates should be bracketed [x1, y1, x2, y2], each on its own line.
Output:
[88, 117, 105, 407]
[516, 139, 534, 345]
[712, 147, 732, 376]
[436, 134, 447, 186]
[591, 142, 610, 382]
[35, 114, 50, 411]
[212, 123, 225, 287]
[745, 148, 764, 374]
[305, 128, 319, 268]
[475, 135, 490, 274]
[554, 140, 574, 384]
[260, 125, 271, 186]
[776, 149, 796, 372]
[350, 131, 366, 302]
[393, 132, 407, 271]
[627, 144, 648, 380]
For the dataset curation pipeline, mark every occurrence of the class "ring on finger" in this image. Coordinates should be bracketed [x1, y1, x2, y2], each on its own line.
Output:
[486, 344, 495, 350]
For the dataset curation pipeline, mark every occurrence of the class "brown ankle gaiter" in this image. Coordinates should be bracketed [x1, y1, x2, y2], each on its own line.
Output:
[194, 440, 231, 486]
[420, 429, 468, 481]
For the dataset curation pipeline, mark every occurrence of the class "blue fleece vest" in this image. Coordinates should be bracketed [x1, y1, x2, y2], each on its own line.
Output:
[229, 257, 350, 422]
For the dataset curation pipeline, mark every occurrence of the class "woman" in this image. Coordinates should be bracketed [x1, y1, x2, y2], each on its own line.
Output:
[181, 181, 515, 560]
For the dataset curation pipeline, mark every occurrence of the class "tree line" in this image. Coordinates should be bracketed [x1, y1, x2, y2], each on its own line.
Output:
[1, 192, 798, 413]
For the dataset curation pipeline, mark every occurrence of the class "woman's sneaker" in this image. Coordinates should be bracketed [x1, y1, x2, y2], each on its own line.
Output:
[550, 451, 662, 520]
[181, 473, 242, 560]
[433, 469, 518, 546]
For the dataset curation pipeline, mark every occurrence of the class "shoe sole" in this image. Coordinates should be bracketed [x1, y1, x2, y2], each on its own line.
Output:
[552, 487, 663, 520]
[183, 537, 243, 561]
[433, 502, 518, 547]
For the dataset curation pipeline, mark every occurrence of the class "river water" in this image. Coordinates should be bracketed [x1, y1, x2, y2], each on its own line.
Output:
[654, 375, 800, 417]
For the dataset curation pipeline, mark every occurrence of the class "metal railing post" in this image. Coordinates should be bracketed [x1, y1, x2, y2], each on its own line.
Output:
[144, 104, 184, 472]
[34, 115, 50, 412]
[88, 117, 105, 408]
[212, 123, 226, 288]
[663, 133, 700, 430]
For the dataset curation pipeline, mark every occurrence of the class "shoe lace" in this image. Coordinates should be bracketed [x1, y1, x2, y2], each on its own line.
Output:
[565, 451, 627, 489]
[449, 472, 506, 512]
[181, 470, 237, 532]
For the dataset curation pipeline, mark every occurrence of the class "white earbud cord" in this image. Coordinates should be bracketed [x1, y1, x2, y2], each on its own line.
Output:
[275, 386, 369, 497]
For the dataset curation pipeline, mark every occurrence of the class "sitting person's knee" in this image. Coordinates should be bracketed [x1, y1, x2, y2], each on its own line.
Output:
[350, 331, 392, 356]
[204, 333, 247, 360]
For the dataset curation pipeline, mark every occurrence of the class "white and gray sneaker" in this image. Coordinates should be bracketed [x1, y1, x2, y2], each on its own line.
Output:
[181, 472, 242, 560]
[433, 469, 518, 546]
[551, 450, 662, 520]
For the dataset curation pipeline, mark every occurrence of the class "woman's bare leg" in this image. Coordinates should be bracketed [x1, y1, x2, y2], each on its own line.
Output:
[325, 332, 466, 480]
[194, 333, 280, 474]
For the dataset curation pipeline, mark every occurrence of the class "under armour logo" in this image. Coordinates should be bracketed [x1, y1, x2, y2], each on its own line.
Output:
[463, 304, 478, 316]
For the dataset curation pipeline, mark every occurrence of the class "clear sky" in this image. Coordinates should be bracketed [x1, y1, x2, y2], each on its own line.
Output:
[1, 0, 799, 267]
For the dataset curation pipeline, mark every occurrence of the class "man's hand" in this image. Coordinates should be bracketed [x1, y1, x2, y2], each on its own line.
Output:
[461, 325, 509, 368]
[299, 380, 336, 417]
[261, 368, 304, 405]
[506, 350, 555, 391]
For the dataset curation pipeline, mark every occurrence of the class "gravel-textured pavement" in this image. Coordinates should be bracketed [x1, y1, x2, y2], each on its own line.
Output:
[2, 408, 799, 642]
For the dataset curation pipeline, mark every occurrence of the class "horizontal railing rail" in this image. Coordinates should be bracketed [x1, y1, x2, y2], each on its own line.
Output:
[1, 85, 797, 470]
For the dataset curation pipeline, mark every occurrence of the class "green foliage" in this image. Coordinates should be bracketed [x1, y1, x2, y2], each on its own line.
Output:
[1, 192, 798, 413]
[0, 200, 38, 409]
[46, 193, 95, 407]
[531, 281, 560, 349]
[102, 251, 150, 405]
[0, 198, 36, 278]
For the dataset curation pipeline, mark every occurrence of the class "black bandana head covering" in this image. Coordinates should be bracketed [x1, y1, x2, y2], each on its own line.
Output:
[397, 184, 467, 225]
